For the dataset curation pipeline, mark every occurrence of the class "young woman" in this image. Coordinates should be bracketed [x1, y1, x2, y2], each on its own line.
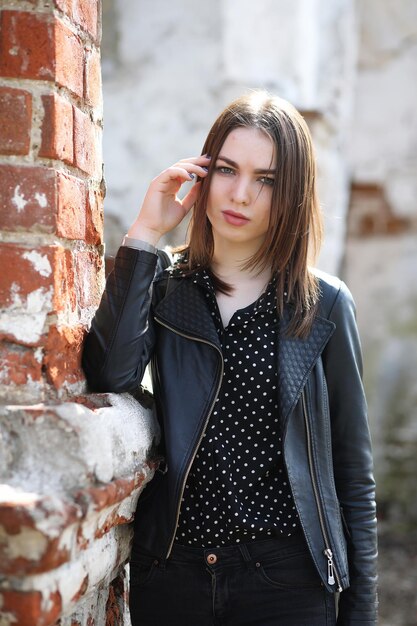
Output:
[82, 91, 378, 625]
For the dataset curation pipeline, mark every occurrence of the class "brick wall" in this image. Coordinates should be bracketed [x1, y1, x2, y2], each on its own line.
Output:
[0, 2, 157, 624]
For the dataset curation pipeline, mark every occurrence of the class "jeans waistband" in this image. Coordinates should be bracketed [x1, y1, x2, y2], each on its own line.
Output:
[169, 530, 307, 567]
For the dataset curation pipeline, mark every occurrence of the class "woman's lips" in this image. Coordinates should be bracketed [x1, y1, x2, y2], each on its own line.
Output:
[222, 210, 250, 226]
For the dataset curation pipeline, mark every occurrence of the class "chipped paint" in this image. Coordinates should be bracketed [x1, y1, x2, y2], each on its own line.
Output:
[0, 485, 39, 505]
[82, 274, 91, 306]
[0, 525, 48, 561]
[33, 497, 80, 541]
[5, 527, 131, 617]
[0, 610, 19, 626]
[33, 348, 43, 363]
[77, 489, 141, 547]
[41, 590, 55, 613]
[22, 251, 52, 277]
[11, 185, 28, 212]
[34, 193, 48, 208]
[0, 284, 53, 343]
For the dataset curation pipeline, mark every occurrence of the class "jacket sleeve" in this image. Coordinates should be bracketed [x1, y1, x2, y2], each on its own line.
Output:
[82, 245, 161, 393]
[322, 282, 378, 625]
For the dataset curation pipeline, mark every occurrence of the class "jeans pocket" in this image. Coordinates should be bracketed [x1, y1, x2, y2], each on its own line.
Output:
[256, 547, 323, 590]
[130, 557, 158, 588]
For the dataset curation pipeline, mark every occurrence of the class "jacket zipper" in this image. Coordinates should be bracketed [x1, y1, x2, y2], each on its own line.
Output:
[154, 316, 224, 559]
[302, 389, 343, 591]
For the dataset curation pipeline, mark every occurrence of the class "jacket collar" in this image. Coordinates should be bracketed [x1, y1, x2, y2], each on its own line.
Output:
[154, 276, 335, 424]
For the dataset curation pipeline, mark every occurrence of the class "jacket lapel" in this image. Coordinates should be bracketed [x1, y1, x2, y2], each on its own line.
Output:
[278, 306, 335, 427]
[155, 276, 335, 424]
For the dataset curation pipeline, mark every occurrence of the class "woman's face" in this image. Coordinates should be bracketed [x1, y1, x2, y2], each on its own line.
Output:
[206, 126, 276, 253]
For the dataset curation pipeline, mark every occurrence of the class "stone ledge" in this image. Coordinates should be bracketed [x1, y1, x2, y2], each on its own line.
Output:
[0, 391, 160, 624]
[0, 392, 160, 492]
[0, 466, 153, 576]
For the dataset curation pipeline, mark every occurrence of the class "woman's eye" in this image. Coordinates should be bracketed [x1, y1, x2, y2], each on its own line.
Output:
[259, 176, 275, 186]
[216, 166, 234, 175]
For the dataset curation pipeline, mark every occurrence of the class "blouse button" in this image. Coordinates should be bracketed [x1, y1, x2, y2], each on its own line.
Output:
[206, 553, 217, 565]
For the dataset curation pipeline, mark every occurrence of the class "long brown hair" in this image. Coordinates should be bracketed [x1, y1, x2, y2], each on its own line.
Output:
[179, 90, 323, 338]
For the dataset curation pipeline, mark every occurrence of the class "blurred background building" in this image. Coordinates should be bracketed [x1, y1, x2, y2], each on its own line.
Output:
[101, 0, 417, 623]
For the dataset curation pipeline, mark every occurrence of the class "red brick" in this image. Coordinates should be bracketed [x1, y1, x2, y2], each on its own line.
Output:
[0, 502, 36, 535]
[54, 0, 72, 14]
[84, 46, 102, 109]
[53, 247, 77, 313]
[56, 171, 87, 239]
[0, 165, 56, 232]
[0, 343, 43, 386]
[106, 574, 126, 626]
[0, 166, 92, 241]
[74, 249, 103, 308]
[39, 94, 74, 164]
[0, 517, 72, 575]
[0, 245, 76, 345]
[75, 474, 146, 514]
[75, 0, 100, 41]
[55, 18, 84, 98]
[1, 539, 71, 577]
[73, 106, 101, 177]
[0, 244, 55, 309]
[0, 589, 62, 626]
[0, 459, 79, 571]
[44, 325, 85, 388]
[85, 186, 104, 245]
[0, 87, 32, 155]
[55, 0, 100, 42]
[0, 12, 84, 97]
[0, 11, 55, 81]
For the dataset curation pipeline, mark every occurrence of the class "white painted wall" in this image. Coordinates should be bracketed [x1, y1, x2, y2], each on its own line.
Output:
[344, 0, 417, 527]
[350, 0, 417, 215]
[102, 0, 223, 249]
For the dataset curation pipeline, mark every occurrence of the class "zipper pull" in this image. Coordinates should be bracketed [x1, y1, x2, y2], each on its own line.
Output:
[324, 548, 335, 585]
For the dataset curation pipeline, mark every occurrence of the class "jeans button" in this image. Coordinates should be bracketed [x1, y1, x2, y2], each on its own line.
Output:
[206, 553, 217, 565]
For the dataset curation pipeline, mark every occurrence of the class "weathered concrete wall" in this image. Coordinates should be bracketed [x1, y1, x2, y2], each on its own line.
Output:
[101, 0, 223, 253]
[345, 0, 417, 531]
[0, 1, 158, 624]
[101, 0, 357, 275]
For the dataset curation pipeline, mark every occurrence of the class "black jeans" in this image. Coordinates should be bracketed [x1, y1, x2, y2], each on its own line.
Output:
[129, 532, 337, 626]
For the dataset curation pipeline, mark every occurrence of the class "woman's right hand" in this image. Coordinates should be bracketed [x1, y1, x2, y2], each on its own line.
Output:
[127, 155, 211, 245]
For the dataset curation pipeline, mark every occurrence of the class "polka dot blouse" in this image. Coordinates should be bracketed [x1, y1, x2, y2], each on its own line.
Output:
[174, 269, 299, 547]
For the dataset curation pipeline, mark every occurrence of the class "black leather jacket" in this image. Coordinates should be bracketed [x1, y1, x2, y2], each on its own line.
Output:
[82, 246, 378, 625]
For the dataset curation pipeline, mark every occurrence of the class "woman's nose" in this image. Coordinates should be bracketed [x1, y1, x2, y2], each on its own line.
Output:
[231, 177, 251, 206]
